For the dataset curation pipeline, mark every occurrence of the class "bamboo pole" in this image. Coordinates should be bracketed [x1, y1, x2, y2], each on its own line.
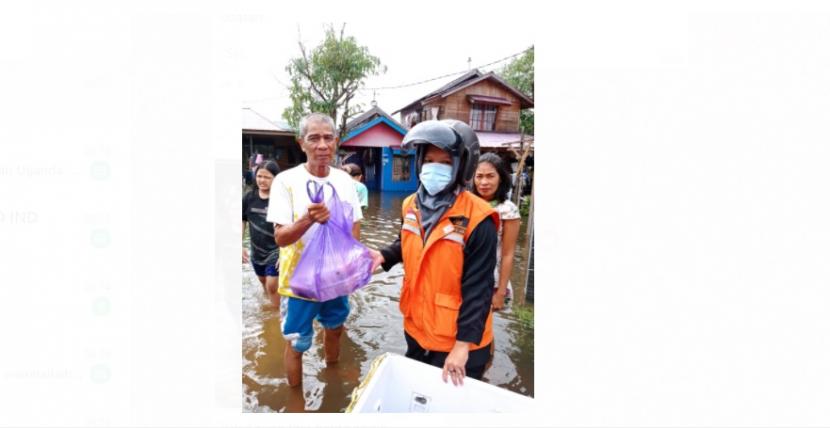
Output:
[521, 171, 535, 304]
[511, 135, 532, 205]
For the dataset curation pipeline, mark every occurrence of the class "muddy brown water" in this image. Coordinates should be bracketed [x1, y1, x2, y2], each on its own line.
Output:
[242, 190, 534, 412]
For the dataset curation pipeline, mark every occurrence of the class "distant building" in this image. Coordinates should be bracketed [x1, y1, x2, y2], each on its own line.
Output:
[393, 68, 534, 153]
[340, 105, 416, 192]
[241, 108, 303, 174]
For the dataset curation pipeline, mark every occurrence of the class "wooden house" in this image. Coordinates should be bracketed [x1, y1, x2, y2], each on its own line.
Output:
[241, 108, 304, 175]
[393, 69, 533, 152]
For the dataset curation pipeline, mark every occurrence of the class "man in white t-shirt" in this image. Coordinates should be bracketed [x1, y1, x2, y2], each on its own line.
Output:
[267, 112, 363, 388]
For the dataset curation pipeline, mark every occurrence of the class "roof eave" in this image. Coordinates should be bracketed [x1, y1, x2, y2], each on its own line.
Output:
[342, 116, 407, 142]
[242, 129, 296, 137]
[392, 69, 484, 114]
[440, 72, 534, 108]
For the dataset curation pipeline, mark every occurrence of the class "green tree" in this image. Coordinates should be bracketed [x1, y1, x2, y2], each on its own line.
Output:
[500, 46, 534, 134]
[282, 24, 386, 140]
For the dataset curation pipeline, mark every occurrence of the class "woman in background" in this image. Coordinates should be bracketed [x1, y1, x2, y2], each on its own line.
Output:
[243, 160, 281, 306]
[472, 153, 521, 311]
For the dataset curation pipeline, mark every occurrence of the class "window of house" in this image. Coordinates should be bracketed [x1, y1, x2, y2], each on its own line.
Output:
[419, 106, 440, 122]
[392, 154, 411, 182]
[406, 112, 420, 128]
[429, 106, 439, 120]
[469, 103, 497, 131]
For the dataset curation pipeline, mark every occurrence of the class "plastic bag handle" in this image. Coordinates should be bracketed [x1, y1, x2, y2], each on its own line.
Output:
[306, 180, 323, 203]
[306, 180, 338, 204]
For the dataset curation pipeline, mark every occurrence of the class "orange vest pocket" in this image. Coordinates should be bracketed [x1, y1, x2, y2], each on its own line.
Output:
[433, 292, 462, 338]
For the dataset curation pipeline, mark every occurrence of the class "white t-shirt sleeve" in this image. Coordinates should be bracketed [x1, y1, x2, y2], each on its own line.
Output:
[266, 174, 294, 226]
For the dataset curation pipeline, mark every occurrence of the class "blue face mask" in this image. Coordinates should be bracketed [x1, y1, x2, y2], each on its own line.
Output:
[419, 162, 454, 195]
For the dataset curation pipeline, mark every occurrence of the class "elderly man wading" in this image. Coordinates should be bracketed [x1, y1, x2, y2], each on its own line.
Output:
[266, 112, 364, 387]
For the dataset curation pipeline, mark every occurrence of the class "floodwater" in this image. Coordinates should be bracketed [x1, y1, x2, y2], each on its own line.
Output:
[242, 190, 534, 412]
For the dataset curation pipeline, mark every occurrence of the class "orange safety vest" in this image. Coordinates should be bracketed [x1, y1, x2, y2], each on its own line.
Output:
[399, 191, 500, 352]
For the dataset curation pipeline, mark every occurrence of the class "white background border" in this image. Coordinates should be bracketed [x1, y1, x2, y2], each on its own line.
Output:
[1, 1, 829, 426]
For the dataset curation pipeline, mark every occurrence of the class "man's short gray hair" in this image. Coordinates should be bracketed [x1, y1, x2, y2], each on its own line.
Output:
[298, 113, 336, 139]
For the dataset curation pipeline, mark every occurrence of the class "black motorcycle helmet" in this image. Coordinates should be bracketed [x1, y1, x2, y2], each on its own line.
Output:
[440, 119, 480, 186]
[401, 119, 480, 188]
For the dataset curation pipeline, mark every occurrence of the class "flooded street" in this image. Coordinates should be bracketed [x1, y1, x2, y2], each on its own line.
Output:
[242, 190, 534, 412]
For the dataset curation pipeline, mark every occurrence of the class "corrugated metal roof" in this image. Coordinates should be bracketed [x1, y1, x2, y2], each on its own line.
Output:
[345, 105, 405, 132]
[392, 69, 484, 114]
[442, 72, 534, 108]
[242, 108, 294, 133]
[392, 68, 534, 114]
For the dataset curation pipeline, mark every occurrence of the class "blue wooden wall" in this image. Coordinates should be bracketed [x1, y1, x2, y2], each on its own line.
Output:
[380, 147, 418, 192]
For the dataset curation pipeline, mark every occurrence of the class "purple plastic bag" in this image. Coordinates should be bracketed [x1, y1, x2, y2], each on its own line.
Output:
[289, 180, 374, 301]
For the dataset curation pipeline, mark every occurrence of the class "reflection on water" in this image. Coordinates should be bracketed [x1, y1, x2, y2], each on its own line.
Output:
[242, 190, 534, 412]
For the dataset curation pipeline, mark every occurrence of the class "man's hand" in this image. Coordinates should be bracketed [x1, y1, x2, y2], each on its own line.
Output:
[242, 248, 249, 264]
[307, 202, 330, 224]
[368, 249, 385, 273]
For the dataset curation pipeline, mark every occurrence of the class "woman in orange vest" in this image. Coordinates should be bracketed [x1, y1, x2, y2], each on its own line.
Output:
[369, 120, 500, 386]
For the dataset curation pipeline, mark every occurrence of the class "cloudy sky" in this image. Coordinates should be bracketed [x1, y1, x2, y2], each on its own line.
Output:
[237, 19, 534, 126]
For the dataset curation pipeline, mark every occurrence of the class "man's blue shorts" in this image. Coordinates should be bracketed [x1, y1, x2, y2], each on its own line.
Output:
[251, 261, 278, 277]
[280, 295, 349, 353]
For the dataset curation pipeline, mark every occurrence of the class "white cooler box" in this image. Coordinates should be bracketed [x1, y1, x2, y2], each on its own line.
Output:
[346, 352, 535, 413]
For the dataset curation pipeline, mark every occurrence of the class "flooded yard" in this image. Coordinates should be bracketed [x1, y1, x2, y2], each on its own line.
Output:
[242, 190, 534, 412]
